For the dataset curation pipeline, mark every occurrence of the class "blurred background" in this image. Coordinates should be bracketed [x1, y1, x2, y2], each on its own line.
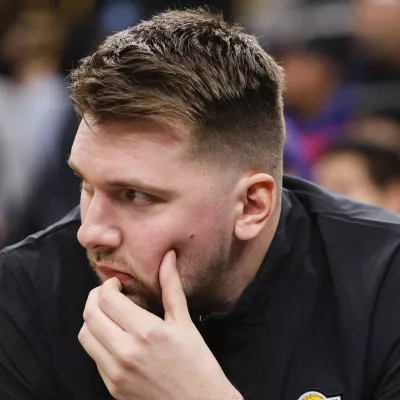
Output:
[1, 0, 400, 248]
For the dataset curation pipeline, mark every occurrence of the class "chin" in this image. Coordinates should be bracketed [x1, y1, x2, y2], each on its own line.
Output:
[125, 292, 164, 318]
[125, 293, 146, 308]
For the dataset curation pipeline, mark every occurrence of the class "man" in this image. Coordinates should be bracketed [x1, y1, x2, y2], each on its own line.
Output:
[313, 141, 400, 212]
[1, 8, 400, 400]
[0, 10, 70, 245]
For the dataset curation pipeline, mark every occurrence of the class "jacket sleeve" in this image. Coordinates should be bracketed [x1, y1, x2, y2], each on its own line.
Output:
[0, 250, 59, 400]
[366, 247, 400, 399]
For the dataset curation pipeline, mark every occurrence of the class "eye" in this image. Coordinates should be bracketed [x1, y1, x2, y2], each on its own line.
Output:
[123, 189, 152, 204]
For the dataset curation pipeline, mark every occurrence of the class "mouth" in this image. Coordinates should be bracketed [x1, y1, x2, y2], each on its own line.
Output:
[95, 264, 134, 285]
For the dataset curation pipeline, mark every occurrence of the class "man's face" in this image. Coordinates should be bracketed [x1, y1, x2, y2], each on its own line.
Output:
[70, 118, 238, 316]
[313, 152, 384, 206]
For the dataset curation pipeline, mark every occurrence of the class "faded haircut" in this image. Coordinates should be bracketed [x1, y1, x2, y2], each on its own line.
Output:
[70, 8, 286, 179]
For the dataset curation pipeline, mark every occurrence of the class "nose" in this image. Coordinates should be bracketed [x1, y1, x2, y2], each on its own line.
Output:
[78, 195, 122, 250]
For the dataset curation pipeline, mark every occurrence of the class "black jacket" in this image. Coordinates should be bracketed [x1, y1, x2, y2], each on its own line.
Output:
[1, 176, 400, 400]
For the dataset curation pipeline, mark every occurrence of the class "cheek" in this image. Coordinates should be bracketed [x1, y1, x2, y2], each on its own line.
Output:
[121, 197, 231, 278]
[121, 214, 184, 278]
[172, 201, 231, 255]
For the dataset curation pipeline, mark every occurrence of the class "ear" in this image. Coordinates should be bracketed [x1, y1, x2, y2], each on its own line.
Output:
[234, 173, 277, 241]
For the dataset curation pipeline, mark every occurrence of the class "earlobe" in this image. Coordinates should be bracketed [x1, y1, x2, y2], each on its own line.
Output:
[234, 174, 276, 241]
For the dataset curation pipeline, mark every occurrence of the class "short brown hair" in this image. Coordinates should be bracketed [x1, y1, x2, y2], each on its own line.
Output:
[70, 8, 285, 178]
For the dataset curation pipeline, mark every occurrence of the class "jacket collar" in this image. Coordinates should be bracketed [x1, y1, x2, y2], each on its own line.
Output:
[196, 190, 295, 325]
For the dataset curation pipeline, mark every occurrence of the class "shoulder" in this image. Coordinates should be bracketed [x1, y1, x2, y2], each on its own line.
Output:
[0, 207, 86, 398]
[284, 175, 400, 226]
[284, 175, 400, 330]
[284, 175, 400, 285]
[284, 176, 400, 397]
[1, 206, 82, 271]
[0, 207, 100, 399]
[284, 175, 400, 249]
[0, 206, 92, 328]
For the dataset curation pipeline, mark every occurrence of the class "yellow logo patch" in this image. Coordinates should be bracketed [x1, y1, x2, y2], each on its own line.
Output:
[297, 391, 341, 400]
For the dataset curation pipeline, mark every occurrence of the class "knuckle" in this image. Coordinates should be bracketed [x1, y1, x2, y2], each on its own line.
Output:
[77, 327, 86, 344]
[108, 366, 125, 386]
[87, 287, 98, 304]
[107, 381, 122, 399]
[116, 347, 138, 369]
[82, 307, 92, 322]
[83, 289, 99, 321]
[141, 323, 165, 344]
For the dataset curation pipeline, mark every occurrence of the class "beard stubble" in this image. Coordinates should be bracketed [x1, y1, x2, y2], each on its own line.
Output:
[86, 234, 232, 318]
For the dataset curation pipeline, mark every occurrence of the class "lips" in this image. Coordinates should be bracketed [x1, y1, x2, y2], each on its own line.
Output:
[96, 265, 134, 285]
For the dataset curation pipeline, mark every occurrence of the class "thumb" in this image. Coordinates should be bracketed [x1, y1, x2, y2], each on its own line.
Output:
[159, 250, 190, 323]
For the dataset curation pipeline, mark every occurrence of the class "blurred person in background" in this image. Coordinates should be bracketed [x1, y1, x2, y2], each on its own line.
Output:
[347, 110, 400, 149]
[236, 0, 400, 182]
[313, 141, 400, 212]
[351, 0, 400, 129]
[0, 10, 70, 245]
[354, 0, 400, 70]
[279, 39, 355, 179]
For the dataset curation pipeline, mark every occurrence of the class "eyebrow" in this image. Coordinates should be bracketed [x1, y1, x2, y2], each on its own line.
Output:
[67, 158, 174, 198]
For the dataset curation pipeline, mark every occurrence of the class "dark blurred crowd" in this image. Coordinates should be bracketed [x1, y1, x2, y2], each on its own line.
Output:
[1, 0, 400, 248]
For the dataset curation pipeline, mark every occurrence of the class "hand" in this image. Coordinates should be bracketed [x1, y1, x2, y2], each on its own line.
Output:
[78, 250, 242, 400]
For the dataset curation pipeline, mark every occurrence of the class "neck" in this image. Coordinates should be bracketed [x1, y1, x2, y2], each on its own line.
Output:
[220, 204, 282, 311]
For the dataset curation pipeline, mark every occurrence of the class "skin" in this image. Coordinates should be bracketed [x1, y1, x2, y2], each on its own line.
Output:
[70, 116, 280, 400]
[79, 252, 243, 400]
[314, 152, 400, 212]
[314, 152, 384, 206]
[280, 51, 338, 119]
[355, 0, 400, 65]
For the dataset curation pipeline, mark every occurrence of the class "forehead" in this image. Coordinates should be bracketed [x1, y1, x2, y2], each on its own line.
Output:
[75, 116, 187, 145]
[72, 117, 188, 159]
[70, 118, 193, 184]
